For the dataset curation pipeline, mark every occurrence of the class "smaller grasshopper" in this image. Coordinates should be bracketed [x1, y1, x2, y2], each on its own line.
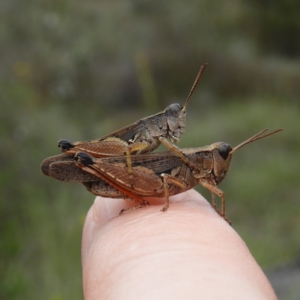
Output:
[72, 128, 282, 222]
[55, 64, 208, 180]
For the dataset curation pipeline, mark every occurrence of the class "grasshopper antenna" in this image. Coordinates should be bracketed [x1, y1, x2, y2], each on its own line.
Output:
[230, 128, 283, 154]
[182, 63, 208, 112]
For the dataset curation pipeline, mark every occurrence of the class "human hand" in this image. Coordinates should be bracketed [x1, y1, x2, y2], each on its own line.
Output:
[81, 189, 277, 299]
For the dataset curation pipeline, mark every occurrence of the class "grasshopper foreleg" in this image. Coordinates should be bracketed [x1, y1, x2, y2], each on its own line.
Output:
[198, 179, 231, 225]
[211, 193, 217, 211]
[119, 199, 150, 215]
[159, 137, 191, 166]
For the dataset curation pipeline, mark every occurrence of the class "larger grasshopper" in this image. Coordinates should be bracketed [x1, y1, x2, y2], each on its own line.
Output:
[47, 128, 282, 222]
[42, 64, 207, 180]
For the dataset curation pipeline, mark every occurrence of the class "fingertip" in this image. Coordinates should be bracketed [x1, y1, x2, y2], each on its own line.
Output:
[88, 190, 213, 227]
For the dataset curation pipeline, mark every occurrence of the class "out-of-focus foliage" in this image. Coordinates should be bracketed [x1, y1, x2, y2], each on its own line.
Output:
[1, 0, 299, 299]
[251, 0, 300, 57]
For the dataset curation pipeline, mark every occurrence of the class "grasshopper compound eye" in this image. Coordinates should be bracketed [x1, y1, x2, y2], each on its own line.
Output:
[58, 140, 74, 151]
[218, 143, 232, 160]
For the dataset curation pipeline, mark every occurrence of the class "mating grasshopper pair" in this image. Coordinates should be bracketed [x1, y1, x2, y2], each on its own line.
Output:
[41, 64, 282, 222]
[42, 64, 207, 180]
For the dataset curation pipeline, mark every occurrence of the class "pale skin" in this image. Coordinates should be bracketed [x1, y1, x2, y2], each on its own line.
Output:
[81, 189, 277, 300]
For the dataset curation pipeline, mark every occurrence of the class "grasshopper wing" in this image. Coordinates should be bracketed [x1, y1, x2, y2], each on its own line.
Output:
[59, 137, 130, 157]
[49, 161, 99, 182]
[41, 153, 74, 176]
[100, 119, 148, 141]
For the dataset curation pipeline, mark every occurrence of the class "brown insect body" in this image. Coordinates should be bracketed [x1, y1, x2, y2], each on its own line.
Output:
[55, 64, 207, 178]
[74, 146, 222, 200]
[61, 103, 186, 157]
[81, 152, 195, 196]
[73, 128, 282, 220]
[101, 101, 188, 149]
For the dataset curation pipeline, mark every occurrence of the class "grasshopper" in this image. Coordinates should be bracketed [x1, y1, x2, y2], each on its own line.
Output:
[54, 64, 208, 181]
[68, 128, 283, 222]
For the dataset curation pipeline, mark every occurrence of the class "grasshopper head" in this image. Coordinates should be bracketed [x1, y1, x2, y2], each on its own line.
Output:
[165, 103, 186, 142]
[212, 128, 283, 184]
[165, 63, 208, 143]
[212, 142, 233, 183]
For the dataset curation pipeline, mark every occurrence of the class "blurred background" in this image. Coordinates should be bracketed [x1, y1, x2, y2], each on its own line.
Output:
[1, 0, 299, 299]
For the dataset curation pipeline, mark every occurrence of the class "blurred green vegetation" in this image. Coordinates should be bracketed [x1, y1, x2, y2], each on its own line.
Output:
[1, 0, 300, 299]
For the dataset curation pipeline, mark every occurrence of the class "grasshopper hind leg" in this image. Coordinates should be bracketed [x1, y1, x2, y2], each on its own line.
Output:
[125, 141, 151, 188]
[119, 199, 150, 215]
[161, 173, 187, 212]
